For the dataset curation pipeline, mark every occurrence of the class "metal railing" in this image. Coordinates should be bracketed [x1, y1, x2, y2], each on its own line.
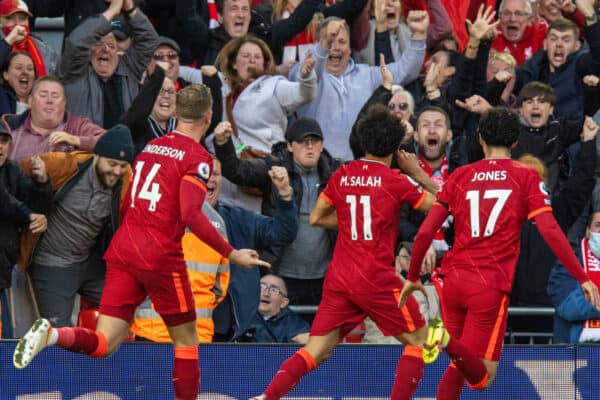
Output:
[290, 305, 557, 344]
[291, 305, 555, 316]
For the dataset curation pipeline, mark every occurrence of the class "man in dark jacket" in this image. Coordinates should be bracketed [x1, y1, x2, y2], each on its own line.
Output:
[515, 3, 600, 120]
[0, 120, 51, 338]
[208, 159, 299, 341]
[512, 115, 598, 310]
[215, 117, 341, 306]
[246, 274, 309, 343]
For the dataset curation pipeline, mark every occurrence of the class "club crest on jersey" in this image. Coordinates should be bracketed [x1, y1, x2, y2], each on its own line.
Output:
[197, 162, 210, 180]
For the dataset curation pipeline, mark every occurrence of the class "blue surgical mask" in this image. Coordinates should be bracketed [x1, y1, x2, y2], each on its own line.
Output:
[589, 232, 600, 258]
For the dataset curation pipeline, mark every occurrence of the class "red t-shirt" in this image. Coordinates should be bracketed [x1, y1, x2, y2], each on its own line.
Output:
[104, 131, 213, 271]
[491, 23, 547, 66]
[437, 158, 551, 293]
[321, 159, 426, 293]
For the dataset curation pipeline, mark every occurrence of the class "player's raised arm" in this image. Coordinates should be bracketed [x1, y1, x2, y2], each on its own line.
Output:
[179, 174, 270, 269]
[309, 193, 338, 229]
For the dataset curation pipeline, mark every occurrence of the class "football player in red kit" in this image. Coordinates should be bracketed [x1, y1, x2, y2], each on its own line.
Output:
[400, 107, 600, 399]
[249, 104, 436, 400]
[14, 84, 269, 400]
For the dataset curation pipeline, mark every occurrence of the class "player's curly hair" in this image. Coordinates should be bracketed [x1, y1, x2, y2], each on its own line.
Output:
[357, 104, 404, 157]
[478, 107, 520, 148]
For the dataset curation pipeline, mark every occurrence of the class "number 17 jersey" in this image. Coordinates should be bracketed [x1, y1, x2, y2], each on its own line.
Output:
[104, 132, 213, 272]
[437, 158, 551, 293]
[321, 159, 427, 293]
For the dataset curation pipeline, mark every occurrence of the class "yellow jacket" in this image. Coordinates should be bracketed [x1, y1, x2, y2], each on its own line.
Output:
[131, 201, 230, 342]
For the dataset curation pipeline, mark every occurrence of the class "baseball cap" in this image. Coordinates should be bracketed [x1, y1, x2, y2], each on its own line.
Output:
[285, 118, 323, 143]
[110, 17, 131, 41]
[0, 119, 11, 138]
[156, 36, 181, 54]
[0, 0, 32, 17]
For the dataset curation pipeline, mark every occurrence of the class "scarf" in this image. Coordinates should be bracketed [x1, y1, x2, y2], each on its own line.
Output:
[148, 115, 177, 140]
[3, 25, 46, 77]
[579, 238, 600, 342]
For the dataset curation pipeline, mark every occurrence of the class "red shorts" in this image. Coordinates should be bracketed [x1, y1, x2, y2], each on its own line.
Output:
[441, 271, 509, 362]
[311, 285, 425, 339]
[99, 262, 195, 327]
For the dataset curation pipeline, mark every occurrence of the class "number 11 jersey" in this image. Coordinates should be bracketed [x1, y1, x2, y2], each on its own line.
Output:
[104, 132, 213, 271]
[320, 159, 426, 293]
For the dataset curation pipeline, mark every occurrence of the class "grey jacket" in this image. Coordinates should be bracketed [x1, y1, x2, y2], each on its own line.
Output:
[58, 10, 159, 127]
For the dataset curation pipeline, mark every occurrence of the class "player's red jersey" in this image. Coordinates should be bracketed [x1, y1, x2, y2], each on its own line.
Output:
[437, 158, 551, 293]
[321, 159, 426, 293]
[104, 131, 213, 271]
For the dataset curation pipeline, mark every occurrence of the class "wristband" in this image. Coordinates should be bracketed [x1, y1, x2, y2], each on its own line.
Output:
[124, 6, 136, 15]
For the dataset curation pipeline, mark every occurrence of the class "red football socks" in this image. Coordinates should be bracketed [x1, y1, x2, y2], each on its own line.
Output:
[55, 327, 107, 357]
[263, 348, 318, 399]
[173, 345, 200, 400]
[443, 337, 488, 389]
[391, 345, 424, 399]
[437, 363, 465, 400]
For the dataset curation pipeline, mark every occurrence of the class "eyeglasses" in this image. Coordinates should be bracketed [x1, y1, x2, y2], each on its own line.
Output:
[388, 102, 409, 111]
[153, 52, 179, 61]
[499, 10, 530, 19]
[159, 88, 176, 96]
[260, 283, 287, 297]
[94, 41, 117, 51]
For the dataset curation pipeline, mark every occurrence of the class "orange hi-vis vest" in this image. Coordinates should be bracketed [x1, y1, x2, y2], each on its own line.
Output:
[131, 202, 230, 343]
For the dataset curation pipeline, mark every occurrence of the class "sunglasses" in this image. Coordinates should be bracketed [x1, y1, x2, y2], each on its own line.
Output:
[153, 52, 179, 61]
[388, 102, 409, 111]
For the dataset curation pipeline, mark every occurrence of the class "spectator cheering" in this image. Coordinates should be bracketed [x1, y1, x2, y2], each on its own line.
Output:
[0, 0, 59, 76]
[3, 76, 104, 160]
[57, 0, 159, 128]
[0, 51, 35, 114]
[246, 274, 310, 344]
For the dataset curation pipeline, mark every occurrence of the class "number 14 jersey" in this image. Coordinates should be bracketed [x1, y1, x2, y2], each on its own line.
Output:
[104, 132, 213, 271]
[320, 159, 426, 293]
[437, 158, 551, 293]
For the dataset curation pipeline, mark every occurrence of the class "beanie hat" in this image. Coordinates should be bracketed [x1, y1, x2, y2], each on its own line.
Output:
[93, 124, 134, 164]
[285, 117, 323, 143]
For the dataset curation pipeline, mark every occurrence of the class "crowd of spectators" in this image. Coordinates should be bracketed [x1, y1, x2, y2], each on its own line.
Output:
[1, 0, 600, 345]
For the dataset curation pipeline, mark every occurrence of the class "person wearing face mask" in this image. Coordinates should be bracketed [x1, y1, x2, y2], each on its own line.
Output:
[549, 210, 600, 343]
[0, 0, 59, 77]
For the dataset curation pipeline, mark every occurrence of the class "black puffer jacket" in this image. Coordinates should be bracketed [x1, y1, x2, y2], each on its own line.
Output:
[215, 136, 341, 267]
[0, 160, 52, 289]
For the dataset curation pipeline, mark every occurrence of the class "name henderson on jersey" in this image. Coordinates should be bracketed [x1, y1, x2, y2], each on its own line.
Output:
[142, 143, 186, 161]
